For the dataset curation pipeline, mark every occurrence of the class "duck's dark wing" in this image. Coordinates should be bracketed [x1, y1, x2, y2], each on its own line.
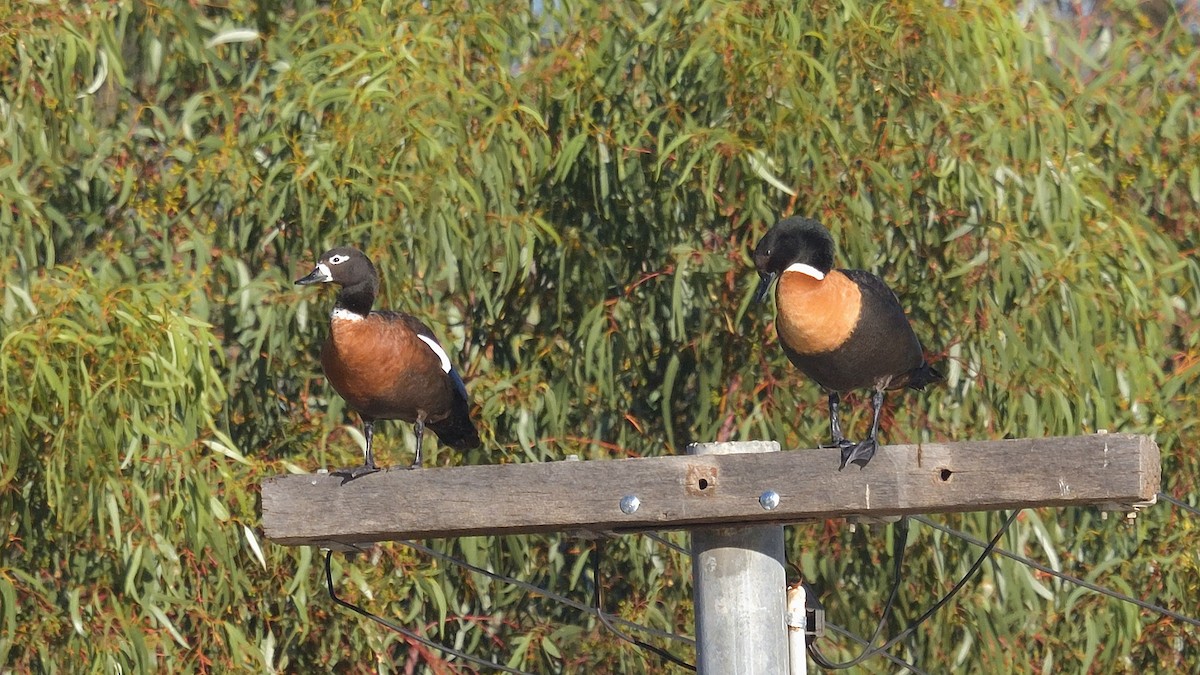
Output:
[839, 269, 943, 390]
[840, 269, 902, 307]
[382, 311, 481, 450]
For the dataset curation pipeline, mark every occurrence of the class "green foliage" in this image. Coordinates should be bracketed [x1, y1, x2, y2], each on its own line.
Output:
[2, 0, 1198, 671]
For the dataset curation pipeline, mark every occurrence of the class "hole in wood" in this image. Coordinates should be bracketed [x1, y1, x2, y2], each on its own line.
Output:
[939, 468, 953, 482]
[686, 464, 718, 495]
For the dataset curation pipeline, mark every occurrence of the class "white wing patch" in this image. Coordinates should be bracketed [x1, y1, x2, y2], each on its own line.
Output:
[417, 334, 452, 373]
[783, 262, 826, 280]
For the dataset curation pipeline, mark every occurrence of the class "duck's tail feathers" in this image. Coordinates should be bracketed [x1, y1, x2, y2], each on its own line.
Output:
[905, 362, 944, 391]
[429, 402, 481, 451]
[429, 369, 482, 451]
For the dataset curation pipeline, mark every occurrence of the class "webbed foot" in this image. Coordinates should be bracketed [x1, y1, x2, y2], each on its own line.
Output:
[839, 437, 878, 470]
[332, 463, 381, 483]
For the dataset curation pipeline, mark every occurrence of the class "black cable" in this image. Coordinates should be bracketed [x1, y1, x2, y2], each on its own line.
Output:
[1158, 491, 1200, 518]
[647, 526, 938, 674]
[401, 540, 696, 647]
[323, 550, 535, 675]
[806, 517, 911, 669]
[644, 531, 690, 556]
[809, 510, 1020, 669]
[874, 510, 1018, 648]
[824, 622, 930, 675]
[643, 529, 927, 674]
[915, 514, 1200, 628]
[593, 539, 697, 671]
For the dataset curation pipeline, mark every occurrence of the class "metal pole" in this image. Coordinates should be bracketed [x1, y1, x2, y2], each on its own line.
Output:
[689, 441, 787, 674]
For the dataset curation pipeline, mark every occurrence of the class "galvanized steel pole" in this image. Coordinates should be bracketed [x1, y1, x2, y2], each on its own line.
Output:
[689, 441, 788, 674]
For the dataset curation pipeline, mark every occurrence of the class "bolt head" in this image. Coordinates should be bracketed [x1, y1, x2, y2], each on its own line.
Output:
[619, 495, 641, 515]
[759, 490, 781, 510]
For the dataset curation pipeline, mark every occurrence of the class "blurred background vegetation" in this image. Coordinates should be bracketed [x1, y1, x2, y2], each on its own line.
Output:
[2, 0, 1198, 671]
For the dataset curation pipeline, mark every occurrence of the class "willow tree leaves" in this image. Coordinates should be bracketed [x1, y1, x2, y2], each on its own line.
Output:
[2, 0, 1198, 672]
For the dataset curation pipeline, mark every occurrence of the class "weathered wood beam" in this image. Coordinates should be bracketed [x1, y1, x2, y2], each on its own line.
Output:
[260, 433, 1160, 547]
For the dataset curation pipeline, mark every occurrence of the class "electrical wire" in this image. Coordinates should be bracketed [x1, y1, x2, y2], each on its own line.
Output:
[643, 531, 690, 556]
[401, 540, 697, 647]
[329, 496, 1189, 672]
[642, 527, 928, 674]
[324, 550, 535, 675]
[593, 539, 697, 671]
[914, 514, 1200, 628]
[824, 622, 929, 675]
[805, 517, 912, 669]
[809, 510, 1020, 669]
[640, 519, 972, 675]
[1158, 491, 1200, 518]
[405, 539, 699, 668]
[873, 510, 1019, 648]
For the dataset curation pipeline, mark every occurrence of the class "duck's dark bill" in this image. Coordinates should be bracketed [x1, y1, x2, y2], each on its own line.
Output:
[753, 272, 776, 304]
[295, 265, 331, 285]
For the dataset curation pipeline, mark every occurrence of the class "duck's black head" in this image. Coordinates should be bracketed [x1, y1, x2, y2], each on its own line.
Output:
[295, 246, 379, 316]
[752, 217, 836, 303]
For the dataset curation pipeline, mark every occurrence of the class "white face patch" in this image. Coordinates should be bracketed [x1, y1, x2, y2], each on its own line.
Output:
[328, 254, 350, 265]
[784, 262, 826, 280]
[311, 262, 333, 282]
[331, 307, 364, 322]
[417, 334, 452, 373]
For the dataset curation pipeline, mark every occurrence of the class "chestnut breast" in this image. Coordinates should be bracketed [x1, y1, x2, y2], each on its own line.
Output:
[320, 312, 456, 423]
[775, 270, 863, 355]
[776, 268, 926, 393]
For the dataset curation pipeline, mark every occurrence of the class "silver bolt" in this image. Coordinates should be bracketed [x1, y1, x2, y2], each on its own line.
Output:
[620, 495, 641, 515]
[759, 490, 781, 510]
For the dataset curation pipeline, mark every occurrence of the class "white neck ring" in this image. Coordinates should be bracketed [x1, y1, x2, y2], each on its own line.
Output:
[783, 262, 826, 280]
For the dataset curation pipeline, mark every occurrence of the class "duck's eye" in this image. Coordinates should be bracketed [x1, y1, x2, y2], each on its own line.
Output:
[329, 254, 349, 265]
